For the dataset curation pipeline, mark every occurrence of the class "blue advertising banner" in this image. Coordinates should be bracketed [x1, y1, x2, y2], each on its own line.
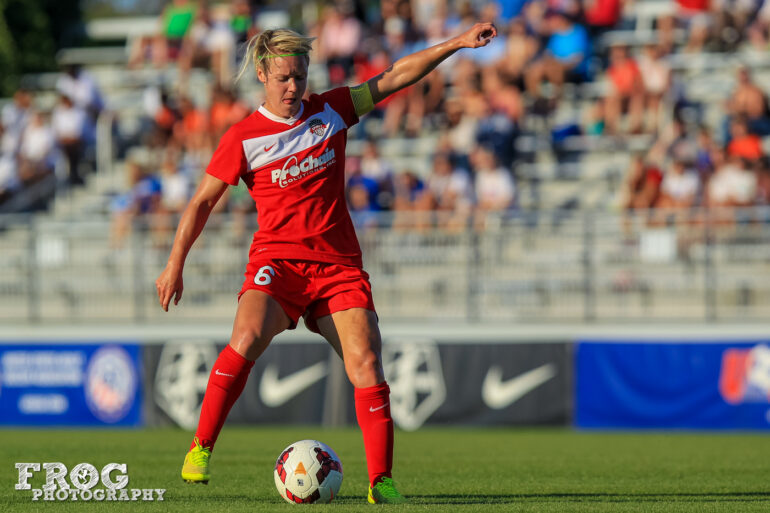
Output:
[0, 344, 142, 426]
[576, 340, 770, 429]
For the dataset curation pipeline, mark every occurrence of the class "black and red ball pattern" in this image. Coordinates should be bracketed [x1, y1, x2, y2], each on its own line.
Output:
[285, 488, 321, 504]
[314, 447, 341, 485]
[275, 447, 293, 484]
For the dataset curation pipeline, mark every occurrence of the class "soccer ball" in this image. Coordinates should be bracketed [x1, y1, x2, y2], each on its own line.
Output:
[274, 440, 343, 504]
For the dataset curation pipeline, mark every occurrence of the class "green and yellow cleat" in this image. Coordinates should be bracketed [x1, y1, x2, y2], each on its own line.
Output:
[181, 437, 211, 484]
[367, 477, 407, 504]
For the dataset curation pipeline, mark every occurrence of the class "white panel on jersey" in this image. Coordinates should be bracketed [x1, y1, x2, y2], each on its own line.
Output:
[258, 103, 304, 125]
[242, 103, 348, 171]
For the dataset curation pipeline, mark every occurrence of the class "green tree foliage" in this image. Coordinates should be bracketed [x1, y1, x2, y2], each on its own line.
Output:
[0, 0, 82, 96]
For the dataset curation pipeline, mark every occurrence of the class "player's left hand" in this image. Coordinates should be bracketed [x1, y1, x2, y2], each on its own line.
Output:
[456, 22, 498, 49]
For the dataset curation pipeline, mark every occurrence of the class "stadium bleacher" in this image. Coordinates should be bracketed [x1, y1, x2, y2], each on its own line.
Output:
[1, 0, 770, 323]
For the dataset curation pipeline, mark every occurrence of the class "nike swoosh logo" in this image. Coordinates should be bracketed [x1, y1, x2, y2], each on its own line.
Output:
[369, 403, 388, 412]
[264, 143, 276, 152]
[259, 361, 328, 407]
[482, 363, 557, 410]
[215, 369, 235, 377]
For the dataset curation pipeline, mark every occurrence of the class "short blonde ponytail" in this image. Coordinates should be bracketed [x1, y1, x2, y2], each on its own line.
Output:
[235, 29, 315, 82]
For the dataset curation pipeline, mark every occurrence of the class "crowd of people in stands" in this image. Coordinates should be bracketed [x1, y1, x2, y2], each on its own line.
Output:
[3, 0, 770, 230]
[623, 64, 770, 222]
[0, 65, 104, 209]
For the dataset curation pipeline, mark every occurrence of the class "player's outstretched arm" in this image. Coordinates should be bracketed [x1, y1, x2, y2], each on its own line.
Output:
[155, 174, 229, 311]
[365, 22, 497, 105]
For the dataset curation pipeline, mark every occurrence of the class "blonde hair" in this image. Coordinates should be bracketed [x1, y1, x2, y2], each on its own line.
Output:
[236, 29, 315, 82]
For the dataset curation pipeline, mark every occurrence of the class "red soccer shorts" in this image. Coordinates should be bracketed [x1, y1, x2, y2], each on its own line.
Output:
[238, 259, 376, 333]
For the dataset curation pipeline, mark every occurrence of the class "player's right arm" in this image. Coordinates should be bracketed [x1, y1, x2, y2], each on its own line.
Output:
[155, 174, 229, 311]
[359, 22, 496, 110]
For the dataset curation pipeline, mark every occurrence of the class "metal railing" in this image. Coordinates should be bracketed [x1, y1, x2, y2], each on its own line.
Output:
[1, 208, 769, 324]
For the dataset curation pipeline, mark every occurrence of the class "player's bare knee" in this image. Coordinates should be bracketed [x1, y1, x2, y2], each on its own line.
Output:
[230, 325, 272, 360]
[345, 350, 383, 388]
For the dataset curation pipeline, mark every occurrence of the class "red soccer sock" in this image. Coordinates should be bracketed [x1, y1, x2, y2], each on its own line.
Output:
[354, 381, 394, 486]
[191, 345, 254, 451]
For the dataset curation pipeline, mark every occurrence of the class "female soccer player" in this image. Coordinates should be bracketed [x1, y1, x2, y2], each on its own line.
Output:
[155, 22, 497, 504]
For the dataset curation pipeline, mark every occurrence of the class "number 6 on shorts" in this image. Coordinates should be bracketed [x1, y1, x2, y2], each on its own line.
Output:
[254, 265, 276, 286]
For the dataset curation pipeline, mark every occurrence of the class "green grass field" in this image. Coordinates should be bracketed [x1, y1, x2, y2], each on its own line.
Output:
[3, 427, 769, 512]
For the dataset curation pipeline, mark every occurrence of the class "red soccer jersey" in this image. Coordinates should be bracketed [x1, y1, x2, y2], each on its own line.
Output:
[206, 87, 362, 267]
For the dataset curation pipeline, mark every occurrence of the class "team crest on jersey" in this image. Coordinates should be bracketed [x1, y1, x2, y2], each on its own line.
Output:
[308, 118, 327, 137]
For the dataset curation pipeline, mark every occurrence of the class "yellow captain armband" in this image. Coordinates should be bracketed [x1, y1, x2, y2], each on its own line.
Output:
[350, 82, 375, 117]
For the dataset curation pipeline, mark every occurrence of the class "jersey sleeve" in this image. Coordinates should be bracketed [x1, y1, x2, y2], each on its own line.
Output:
[319, 86, 359, 128]
[205, 126, 247, 186]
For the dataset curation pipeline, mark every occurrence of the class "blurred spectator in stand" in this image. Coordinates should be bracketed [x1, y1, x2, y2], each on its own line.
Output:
[379, 15, 427, 136]
[583, 0, 623, 37]
[724, 66, 770, 137]
[352, 46, 392, 134]
[359, 140, 394, 210]
[622, 153, 662, 212]
[128, 0, 197, 69]
[209, 86, 250, 141]
[174, 96, 209, 153]
[694, 125, 717, 188]
[706, 154, 757, 214]
[524, 9, 592, 109]
[493, 0, 532, 24]
[445, 0, 479, 35]
[110, 158, 162, 248]
[655, 4, 679, 55]
[549, 0, 584, 19]
[442, 94, 479, 161]
[159, 155, 192, 214]
[748, 0, 770, 50]
[475, 83, 519, 167]
[19, 111, 57, 181]
[51, 95, 87, 186]
[649, 117, 697, 166]
[755, 156, 770, 206]
[392, 169, 425, 229]
[56, 64, 104, 122]
[712, 0, 754, 51]
[1, 89, 31, 155]
[499, 18, 540, 90]
[179, 3, 236, 85]
[152, 155, 192, 248]
[345, 156, 380, 212]
[416, 151, 474, 229]
[348, 183, 380, 230]
[471, 144, 515, 221]
[522, 0, 548, 37]
[637, 43, 671, 133]
[487, 77, 525, 129]
[142, 88, 180, 148]
[450, 55, 482, 96]
[230, 0, 254, 49]
[317, 1, 362, 86]
[0, 153, 18, 204]
[604, 43, 644, 134]
[585, 98, 606, 135]
[727, 116, 764, 162]
[678, 0, 713, 53]
[420, 17, 452, 123]
[411, 0, 447, 31]
[0, 119, 20, 203]
[656, 159, 699, 220]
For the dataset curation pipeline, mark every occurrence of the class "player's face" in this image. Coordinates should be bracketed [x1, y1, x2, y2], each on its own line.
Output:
[258, 56, 308, 119]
